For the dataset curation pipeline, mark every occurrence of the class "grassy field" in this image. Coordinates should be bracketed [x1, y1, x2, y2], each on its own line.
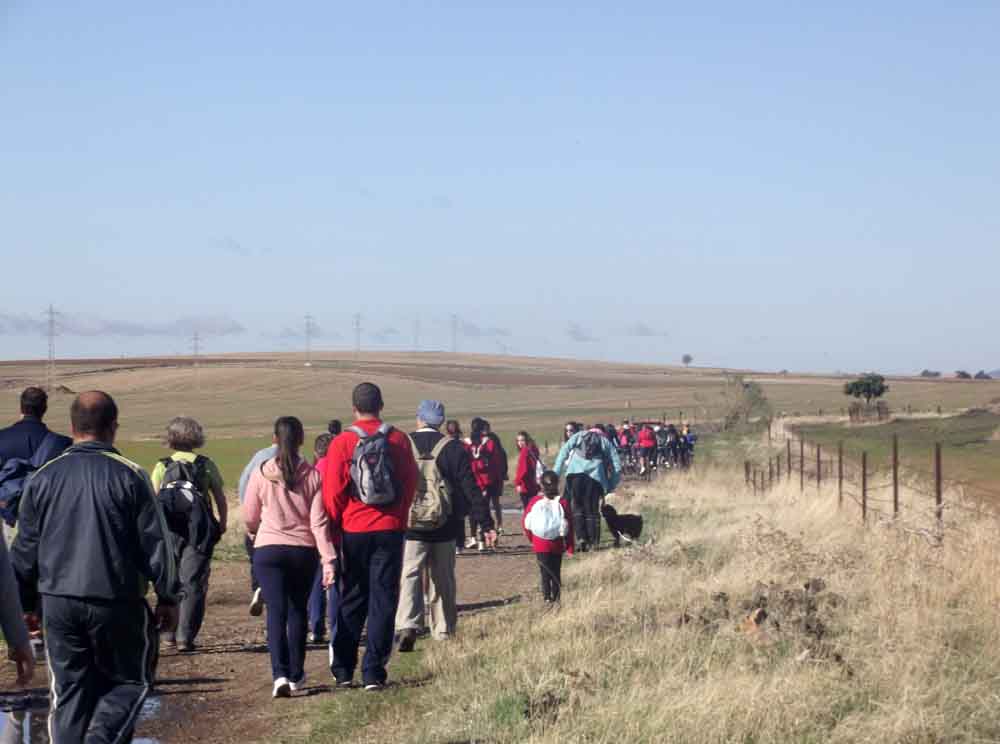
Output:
[791, 410, 1000, 500]
[2, 351, 999, 444]
[306, 465, 1000, 742]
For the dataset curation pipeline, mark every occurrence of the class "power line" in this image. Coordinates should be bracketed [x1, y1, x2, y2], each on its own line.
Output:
[353, 313, 362, 354]
[44, 304, 59, 392]
[412, 317, 420, 352]
[304, 314, 315, 365]
[450, 314, 459, 354]
[191, 331, 201, 391]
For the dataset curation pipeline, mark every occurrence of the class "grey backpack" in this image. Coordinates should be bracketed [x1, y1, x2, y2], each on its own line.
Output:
[348, 423, 398, 506]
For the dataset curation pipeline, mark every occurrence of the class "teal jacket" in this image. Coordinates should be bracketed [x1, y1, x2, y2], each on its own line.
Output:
[554, 430, 622, 493]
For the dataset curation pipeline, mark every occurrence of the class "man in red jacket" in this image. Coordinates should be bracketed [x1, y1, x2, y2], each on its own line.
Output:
[323, 383, 418, 690]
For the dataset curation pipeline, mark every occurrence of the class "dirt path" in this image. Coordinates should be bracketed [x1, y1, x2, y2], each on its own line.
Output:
[0, 500, 538, 744]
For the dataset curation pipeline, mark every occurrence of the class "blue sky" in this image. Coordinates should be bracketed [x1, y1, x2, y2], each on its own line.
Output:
[1, 2, 997, 373]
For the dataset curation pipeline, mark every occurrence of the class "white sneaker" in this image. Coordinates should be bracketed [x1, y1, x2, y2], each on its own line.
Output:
[477, 540, 485, 552]
[273, 677, 291, 698]
[289, 674, 305, 692]
[464, 537, 477, 549]
[249, 588, 264, 617]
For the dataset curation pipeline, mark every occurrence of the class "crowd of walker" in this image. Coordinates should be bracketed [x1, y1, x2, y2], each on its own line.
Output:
[0, 384, 690, 742]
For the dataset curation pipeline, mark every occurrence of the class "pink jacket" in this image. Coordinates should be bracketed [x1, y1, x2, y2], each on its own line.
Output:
[244, 457, 338, 565]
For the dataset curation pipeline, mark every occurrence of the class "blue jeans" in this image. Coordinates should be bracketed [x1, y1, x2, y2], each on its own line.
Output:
[307, 557, 341, 638]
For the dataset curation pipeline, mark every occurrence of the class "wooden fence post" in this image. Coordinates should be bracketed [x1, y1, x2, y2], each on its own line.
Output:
[816, 444, 822, 491]
[892, 433, 899, 519]
[837, 441, 843, 508]
[935, 443, 943, 538]
[768, 458, 774, 489]
[776, 453, 782, 481]
[861, 451, 868, 524]
[768, 419, 772, 442]
[800, 439, 805, 491]
[786, 439, 792, 478]
[745, 460, 751, 485]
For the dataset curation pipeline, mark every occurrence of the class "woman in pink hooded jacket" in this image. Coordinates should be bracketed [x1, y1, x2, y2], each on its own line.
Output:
[244, 416, 338, 699]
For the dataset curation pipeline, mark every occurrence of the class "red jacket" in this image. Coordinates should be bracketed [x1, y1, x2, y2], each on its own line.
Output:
[322, 418, 419, 534]
[515, 445, 541, 499]
[638, 427, 657, 448]
[465, 437, 503, 491]
[522, 494, 574, 555]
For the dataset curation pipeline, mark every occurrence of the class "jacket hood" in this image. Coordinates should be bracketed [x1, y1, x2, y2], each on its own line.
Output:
[261, 456, 313, 485]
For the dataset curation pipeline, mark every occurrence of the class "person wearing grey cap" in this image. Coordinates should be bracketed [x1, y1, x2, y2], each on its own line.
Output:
[394, 400, 495, 651]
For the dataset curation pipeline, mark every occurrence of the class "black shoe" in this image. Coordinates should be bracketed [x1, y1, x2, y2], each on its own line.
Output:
[177, 640, 196, 653]
[364, 681, 386, 692]
[396, 629, 417, 653]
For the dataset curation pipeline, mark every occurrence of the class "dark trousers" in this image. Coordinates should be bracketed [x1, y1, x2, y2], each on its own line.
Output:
[307, 557, 342, 638]
[253, 545, 318, 682]
[536, 552, 563, 602]
[331, 531, 404, 686]
[244, 534, 258, 592]
[566, 474, 604, 548]
[42, 595, 158, 744]
[172, 540, 212, 645]
[487, 483, 503, 529]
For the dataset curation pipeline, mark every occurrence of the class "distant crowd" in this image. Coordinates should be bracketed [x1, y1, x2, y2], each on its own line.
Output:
[0, 384, 689, 741]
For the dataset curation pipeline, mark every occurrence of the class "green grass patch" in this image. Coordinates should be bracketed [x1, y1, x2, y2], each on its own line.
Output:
[306, 647, 427, 742]
[792, 410, 1000, 488]
[118, 436, 272, 490]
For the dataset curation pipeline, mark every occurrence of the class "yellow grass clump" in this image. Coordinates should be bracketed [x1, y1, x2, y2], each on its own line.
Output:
[407, 468, 1000, 743]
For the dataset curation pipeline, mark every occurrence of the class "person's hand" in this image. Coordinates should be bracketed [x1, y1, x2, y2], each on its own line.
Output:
[154, 603, 179, 633]
[323, 559, 339, 587]
[10, 642, 34, 687]
[22, 613, 41, 639]
[482, 529, 498, 548]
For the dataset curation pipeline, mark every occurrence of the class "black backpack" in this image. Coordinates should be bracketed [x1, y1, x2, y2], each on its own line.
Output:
[157, 456, 219, 552]
[577, 431, 604, 461]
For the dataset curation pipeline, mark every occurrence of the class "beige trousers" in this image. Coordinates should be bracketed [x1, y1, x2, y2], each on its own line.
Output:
[395, 539, 457, 639]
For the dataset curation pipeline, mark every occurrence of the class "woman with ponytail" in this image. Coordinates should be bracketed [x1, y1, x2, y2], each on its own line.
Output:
[244, 417, 338, 699]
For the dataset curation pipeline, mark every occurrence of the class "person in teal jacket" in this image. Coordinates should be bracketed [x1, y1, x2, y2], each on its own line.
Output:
[553, 426, 622, 551]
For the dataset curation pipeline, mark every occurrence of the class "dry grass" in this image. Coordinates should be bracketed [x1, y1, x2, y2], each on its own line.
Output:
[397, 467, 1000, 743]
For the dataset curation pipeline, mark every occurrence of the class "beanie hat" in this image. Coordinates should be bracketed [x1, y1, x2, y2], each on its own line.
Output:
[417, 400, 445, 427]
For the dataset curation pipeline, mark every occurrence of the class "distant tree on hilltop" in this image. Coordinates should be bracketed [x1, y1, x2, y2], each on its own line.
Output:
[956, 370, 972, 380]
[844, 373, 888, 406]
[919, 369, 941, 378]
[682, 354, 693, 367]
[975, 370, 993, 380]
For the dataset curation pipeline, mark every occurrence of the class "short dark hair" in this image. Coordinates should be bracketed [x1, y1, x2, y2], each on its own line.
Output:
[352, 383, 383, 415]
[327, 419, 342, 436]
[314, 433, 333, 457]
[70, 391, 118, 439]
[540, 470, 560, 498]
[20, 387, 48, 418]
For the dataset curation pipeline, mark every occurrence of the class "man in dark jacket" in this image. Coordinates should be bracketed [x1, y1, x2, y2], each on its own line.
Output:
[0, 387, 72, 527]
[11, 391, 179, 744]
[395, 401, 495, 651]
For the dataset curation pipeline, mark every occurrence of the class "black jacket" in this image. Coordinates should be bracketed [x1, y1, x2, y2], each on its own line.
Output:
[11, 441, 180, 611]
[406, 430, 494, 542]
[488, 432, 509, 482]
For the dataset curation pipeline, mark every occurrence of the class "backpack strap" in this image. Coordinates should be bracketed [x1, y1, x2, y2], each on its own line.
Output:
[377, 423, 393, 436]
[430, 436, 450, 460]
[347, 425, 368, 440]
[406, 434, 430, 460]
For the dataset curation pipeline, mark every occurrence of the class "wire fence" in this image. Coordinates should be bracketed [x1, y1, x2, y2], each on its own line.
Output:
[743, 433, 999, 543]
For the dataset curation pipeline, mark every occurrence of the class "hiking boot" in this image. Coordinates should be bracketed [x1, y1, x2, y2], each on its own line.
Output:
[177, 640, 196, 653]
[308, 631, 325, 644]
[396, 629, 417, 653]
[364, 682, 385, 692]
[272, 678, 291, 699]
[336, 679, 354, 689]
[249, 587, 265, 617]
